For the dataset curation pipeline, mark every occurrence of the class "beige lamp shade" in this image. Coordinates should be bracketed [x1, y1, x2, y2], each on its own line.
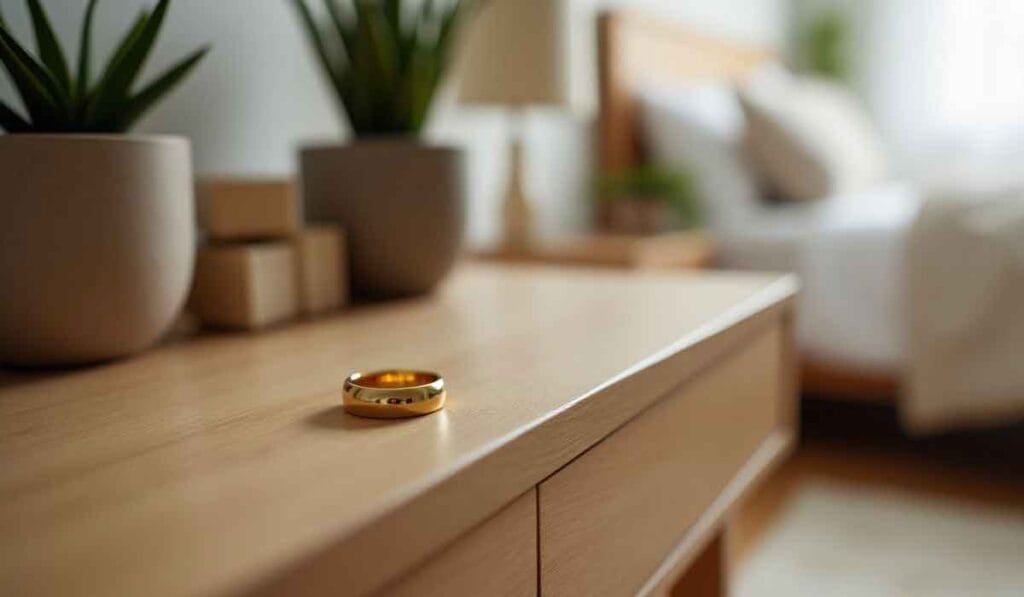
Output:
[456, 0, 571, 107]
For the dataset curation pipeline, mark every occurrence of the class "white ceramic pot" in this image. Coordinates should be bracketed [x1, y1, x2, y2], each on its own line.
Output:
[0, 135, 195, 366]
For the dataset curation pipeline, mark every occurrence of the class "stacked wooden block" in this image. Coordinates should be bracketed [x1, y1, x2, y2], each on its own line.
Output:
[190, 180, 348, 330]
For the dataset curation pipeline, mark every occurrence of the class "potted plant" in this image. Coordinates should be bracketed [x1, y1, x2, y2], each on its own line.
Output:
[801, 10, 849, 81]
[595, 165, 700, 236]
[0, 0, 208, 365]
[292, 0, 472, 298]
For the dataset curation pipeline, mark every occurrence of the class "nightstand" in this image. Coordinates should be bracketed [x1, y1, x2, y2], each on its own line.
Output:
[475, 230, 716, 271]
[0, 265, 795, 597]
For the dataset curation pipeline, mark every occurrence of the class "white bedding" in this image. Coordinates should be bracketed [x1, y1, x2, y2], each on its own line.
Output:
[640, 79, 1024, 431]
[905, 188, 1024, 432]
[637, 81, 922, 374]
[717, 182, 922, 373]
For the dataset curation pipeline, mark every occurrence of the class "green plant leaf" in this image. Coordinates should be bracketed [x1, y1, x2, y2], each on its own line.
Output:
[26, 0, 72, 90]
[0, 21, 68, 104]
[118, 44, 207, 131]
[0, 4, 8, 30]
[0, 0, 206, 134]
[88, 0, 171, 124]
[355, 1, 400, 129]
[329, 1, 377, 133]
[408, 43, 437, 133]
[83, 9, 148, 120]
[293, 0, 470, 138]
[0, 97, 31, 132]
[324, 0, 356, 63]
[436, 1, 464, 70]
[75, 0, 100, 105]
[294, 0, 345, 108]
[102, 9, 149, 76]
[382, 0, 401, 37]
[395, 0, 429, 73]
[294, 1, 340, 83]
[410, 0, 468, 131]
[0, 25, 67, 126]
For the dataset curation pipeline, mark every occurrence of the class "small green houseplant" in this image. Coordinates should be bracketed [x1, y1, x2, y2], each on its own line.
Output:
[292, 0, 470, 137]
[596, 165, 700, 235]
[0, 0, 208, 365]
[0, 0, 208, 132]
[292, 0, 476, 298]
[801, 10, 849, 81]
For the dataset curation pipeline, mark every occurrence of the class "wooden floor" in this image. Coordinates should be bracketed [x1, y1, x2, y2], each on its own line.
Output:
[731, 398, 1024, 589]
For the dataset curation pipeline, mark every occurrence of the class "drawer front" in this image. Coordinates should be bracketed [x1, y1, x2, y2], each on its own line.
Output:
[379, 489, 537, 597]
[540, 325, 785, 596]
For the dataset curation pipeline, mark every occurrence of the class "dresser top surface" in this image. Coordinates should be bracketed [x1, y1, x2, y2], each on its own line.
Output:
[0, 264, 795, 596]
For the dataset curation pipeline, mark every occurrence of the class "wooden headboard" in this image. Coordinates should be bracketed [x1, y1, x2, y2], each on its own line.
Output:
[597, 11, 775, 172]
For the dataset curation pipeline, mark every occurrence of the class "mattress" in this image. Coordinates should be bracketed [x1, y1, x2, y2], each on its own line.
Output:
[717, 182, 922, 373]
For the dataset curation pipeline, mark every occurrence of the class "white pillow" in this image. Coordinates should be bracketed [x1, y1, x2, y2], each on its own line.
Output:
[638, 84, 761, 230]
[739, 67, 889, 202]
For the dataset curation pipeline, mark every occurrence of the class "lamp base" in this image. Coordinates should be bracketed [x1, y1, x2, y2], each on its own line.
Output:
[502, 134, 535, 251]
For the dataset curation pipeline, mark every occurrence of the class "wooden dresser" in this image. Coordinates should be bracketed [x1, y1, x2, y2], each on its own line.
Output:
[0, 265, 797, 596]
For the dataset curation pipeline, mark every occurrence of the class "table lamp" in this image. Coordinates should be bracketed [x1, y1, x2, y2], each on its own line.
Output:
[457, 0, 573, 250]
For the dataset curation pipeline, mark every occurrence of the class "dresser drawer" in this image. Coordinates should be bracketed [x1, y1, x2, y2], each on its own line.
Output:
[378, 489, 537, 597]
[539, 325, 786, 596]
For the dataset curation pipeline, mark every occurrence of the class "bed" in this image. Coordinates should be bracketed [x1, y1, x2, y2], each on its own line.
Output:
[597, 11, 913, 401]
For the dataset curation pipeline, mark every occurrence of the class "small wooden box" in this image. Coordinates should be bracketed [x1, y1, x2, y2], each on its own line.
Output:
[197, 179, 301, 241]
[190, 243, 299, 330]
[294, 225, 349, 315]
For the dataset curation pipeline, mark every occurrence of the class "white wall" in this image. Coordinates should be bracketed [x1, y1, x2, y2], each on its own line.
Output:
[0, 0, 340, 175]
[793, 0, 1024, 179]
[1, 0, 789, 246]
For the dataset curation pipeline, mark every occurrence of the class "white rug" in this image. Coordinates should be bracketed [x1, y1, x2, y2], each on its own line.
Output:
[734, 480, 1024, 596]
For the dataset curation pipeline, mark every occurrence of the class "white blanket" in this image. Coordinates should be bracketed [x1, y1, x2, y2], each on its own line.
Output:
[721, 182, 920, 373]
[718, 180, 1024, 433]
[904, 188, 1024, 433]
[798, 183, 919, 373]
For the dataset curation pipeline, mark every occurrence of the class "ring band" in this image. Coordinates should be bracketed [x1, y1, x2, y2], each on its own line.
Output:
[343, 370, 446, 419]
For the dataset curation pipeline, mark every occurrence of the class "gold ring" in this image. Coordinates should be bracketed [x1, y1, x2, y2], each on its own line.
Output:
[343, 370, 446, 419]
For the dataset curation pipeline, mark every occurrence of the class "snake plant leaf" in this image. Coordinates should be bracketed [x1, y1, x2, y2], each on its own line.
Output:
[402, 50, 425, 133]
[90, 0, 170, 118]
[0, 97, 31, 132]
[0, 0, 206, 133]
[340, 3, 378, 132]
[415, 0, 435, 36]
[25, 0, 71, 90]
[382, 0, 401, 39]
[437, 1, 465, 68]
[323, 0, 356, 64]
[75, 0, 100, 104]
[409, 43, 438, 133]
[118, 44, 208, 131]
[0, 22, 68, 106]
[353, 1, 397, 84]
[293, 0, 475, 138]
[294, 0, 345, 102]
[96, 9, 149, 82]
[356, 2, 400, 128]
[0, 25, 66, 126]
[84, 9, 149, 120]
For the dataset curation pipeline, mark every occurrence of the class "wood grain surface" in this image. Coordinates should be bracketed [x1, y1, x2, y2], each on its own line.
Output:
[379, 489, 537, 597]
[0, 265, 795, 597]
[476, 231, 717, 271]
[539, 325, 784, 595]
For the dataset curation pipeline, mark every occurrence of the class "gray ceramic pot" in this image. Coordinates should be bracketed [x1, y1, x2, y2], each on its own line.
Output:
[0, 135, 195, 366]
[300, 140, 465, 299]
